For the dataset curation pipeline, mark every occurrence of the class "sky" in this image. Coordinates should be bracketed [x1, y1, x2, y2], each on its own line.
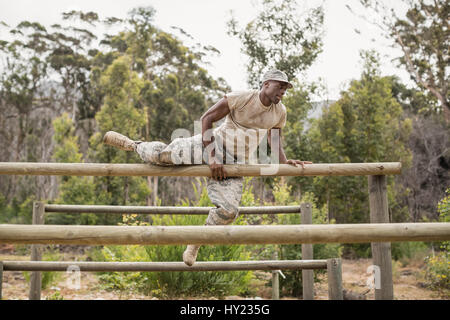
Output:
[0, 0, 411, 101]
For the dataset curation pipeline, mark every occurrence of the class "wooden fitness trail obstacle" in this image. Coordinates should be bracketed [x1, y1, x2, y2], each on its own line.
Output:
[0, 258, 343, 300]
[1, 202, 321, 300]
[1, 161, 449, 301]
[1, 260, 328, 272]
[1, 222, 448, 246]
[0, 162, 401, 176]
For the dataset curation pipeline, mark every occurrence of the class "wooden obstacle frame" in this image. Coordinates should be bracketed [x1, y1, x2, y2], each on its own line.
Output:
[0, 161, 449, 301]
[1, 202, 325, 300]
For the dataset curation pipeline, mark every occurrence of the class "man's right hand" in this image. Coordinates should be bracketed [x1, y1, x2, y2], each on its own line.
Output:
[209, 159, 227, 181]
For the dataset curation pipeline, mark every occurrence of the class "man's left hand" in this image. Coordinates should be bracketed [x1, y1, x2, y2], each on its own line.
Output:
[285, 159, 313, 169]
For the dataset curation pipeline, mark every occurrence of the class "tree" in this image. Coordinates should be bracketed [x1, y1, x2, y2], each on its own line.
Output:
[354, 0, 449, 122]
[50, 113, 96, 225]
[0, 21, 49, 161]
[227, 0, 324, 88]
[104, 7, 229, 141]
[0, 14, 108, 205]
[0, 21, 56, 203]
[308, 51, 412, 224]
[1, 13, 101, 122]
[89, 55, 149, 210]
[46, 11, 99, 121]
[388, 76, 449, 221]
[345, 1, 449, 223]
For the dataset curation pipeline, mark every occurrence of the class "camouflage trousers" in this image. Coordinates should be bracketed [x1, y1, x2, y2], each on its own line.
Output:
[135, 134, 243, 226]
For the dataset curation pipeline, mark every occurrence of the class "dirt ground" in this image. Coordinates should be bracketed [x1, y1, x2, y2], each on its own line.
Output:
[1, 250, 448, 300]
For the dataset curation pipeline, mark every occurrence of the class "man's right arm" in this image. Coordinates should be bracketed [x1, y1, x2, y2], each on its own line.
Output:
[200, 97, 230, 180]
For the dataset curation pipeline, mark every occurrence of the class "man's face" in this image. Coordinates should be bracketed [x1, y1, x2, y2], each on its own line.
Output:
[263, 80, 289, 104]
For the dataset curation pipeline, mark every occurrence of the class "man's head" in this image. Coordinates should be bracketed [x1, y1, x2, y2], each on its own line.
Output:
[260, 69, 293, 105]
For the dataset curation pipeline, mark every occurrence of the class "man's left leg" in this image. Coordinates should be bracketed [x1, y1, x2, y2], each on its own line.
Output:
[183, 177, 244, 266]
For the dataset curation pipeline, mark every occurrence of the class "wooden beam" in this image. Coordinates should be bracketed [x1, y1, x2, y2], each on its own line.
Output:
[0, 223, 448, 245]
[44, 204, 302, 215]
[0, 162, 402, 177]
[2, 260, 327, 272]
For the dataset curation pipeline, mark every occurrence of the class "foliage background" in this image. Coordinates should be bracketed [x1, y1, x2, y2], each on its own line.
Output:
[0, 0, 448, 297]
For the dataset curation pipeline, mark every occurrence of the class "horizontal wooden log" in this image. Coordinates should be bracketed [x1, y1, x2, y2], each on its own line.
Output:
[1, 260, 327, 272]
[0, 162, 402, 177]
[44, 204, 301, 215]
[0, 223, 448, 245]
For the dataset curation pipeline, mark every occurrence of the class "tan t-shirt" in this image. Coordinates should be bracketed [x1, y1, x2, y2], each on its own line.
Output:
[213, 90, 287, 163]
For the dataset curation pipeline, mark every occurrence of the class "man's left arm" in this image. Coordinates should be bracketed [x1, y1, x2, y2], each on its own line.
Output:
[268, 128, 313, 169]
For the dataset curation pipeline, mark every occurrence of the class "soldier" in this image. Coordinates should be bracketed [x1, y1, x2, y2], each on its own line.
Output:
[103, 69, 312, 266]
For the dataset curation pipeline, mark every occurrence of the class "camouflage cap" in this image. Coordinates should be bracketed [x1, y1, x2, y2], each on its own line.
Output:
[261, 69, 293, 89]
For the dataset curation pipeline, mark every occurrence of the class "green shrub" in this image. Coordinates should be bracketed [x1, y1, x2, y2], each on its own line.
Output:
[45, 292, 64, 300]
[422, 189, 450, 294]
[95, 178, 255, 298]
[141, 240, 254, 298]
[436, 188, 450, 252]
[96, 214, 254, 298]
[391, 241, 429, 266]
[424, 251, 449, 292]
[437, 188, 449, 223]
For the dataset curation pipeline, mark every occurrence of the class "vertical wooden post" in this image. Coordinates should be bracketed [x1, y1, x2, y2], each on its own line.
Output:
[146, 176, 152, 206]
[153, 176, 158, 206]
[368, 175, 394, 300]
[271, 251, 279, 300]
[301, 202, 314, 300]
[327, 258, 343, 300]
[0, 261, 3, 300]
[29, 201, 45, 300]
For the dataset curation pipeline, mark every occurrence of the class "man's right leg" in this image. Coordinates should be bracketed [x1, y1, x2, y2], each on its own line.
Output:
[135, 141, 169, 164]
[183, 177, 244, 266]
[103, 131, 203, 166]
[103, 131, 172, 165]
